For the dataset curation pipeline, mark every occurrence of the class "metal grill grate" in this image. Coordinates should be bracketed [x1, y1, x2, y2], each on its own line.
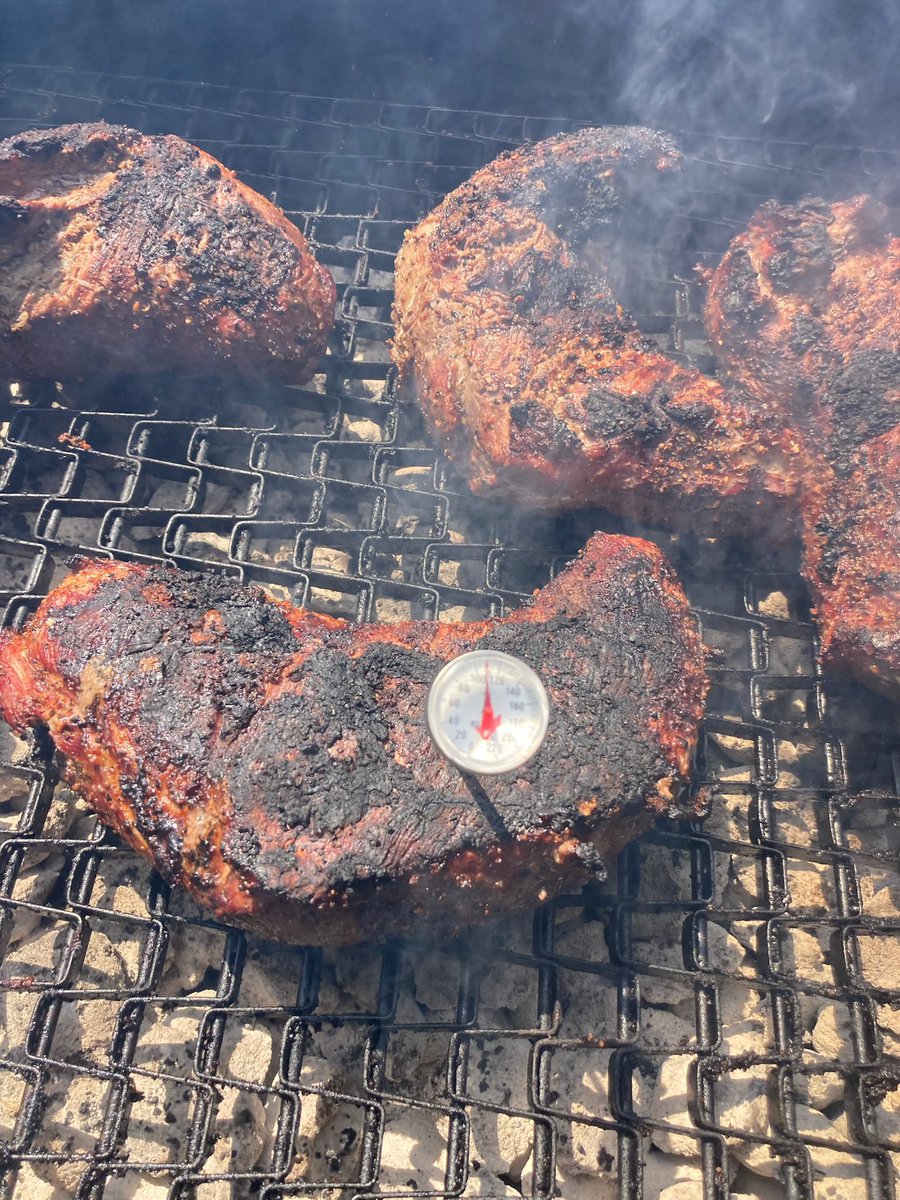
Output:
[1, 63, 900, 1200]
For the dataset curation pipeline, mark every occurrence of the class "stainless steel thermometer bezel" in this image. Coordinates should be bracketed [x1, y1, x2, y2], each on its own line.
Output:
[426, 649, 551, 775]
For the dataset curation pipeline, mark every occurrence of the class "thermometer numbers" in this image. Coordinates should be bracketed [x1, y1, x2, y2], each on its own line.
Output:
[426, 650, 550, 775]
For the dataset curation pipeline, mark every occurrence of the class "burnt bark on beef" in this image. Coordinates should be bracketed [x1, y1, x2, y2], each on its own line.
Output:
[705, 196, 900, 697]
[393, 129, 900, 698]
[0, 123, 335, 383]
[392, 126, 794, 534]
[0, 535, 707, 944]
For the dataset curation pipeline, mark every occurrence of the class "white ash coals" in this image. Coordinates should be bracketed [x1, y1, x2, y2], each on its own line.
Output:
[0, 827, 891, 1200]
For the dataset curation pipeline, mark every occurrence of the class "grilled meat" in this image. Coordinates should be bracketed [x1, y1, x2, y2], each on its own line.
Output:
[706, 196, 900, 696]
[0, 536, 707, 944]
[393, 130, 900, 698]
[392, 127, 793, 534]
[0, 122, 335, 383]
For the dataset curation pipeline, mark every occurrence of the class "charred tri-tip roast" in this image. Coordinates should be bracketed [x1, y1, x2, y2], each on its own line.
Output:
[391, 126, 793, 534]
[0, 534, 707, 944]
[0, 122, 336, 383]
[705, 194, 900, 697]
[392, 127, 900, 697]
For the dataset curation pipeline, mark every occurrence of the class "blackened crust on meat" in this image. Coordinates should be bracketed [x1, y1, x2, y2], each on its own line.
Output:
[0, 540, 708, 944]
[762, 200, 835, 295]
[392, 126, 794, 532]
[708, 246, 774, 332]
[500, 126, 678, 245]
[811, 431, 900, 697]
[826, 351, 900, 470]
[579, 383, 671, 443]
[790, 314, 825, 358]
[509, 400, 583, 459]
[706, 195, 900, 699]
[0, 122, 335, 383]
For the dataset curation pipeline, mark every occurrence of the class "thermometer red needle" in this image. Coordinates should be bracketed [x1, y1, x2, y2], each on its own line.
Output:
[474, 663, 503, 740]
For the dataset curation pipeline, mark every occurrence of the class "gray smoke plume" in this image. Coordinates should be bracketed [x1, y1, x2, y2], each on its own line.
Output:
[608, 0, 900, 143]
[4, 0, 899, 146]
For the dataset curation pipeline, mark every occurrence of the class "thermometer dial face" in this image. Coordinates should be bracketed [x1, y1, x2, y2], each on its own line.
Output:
[426, 650, 550, 775]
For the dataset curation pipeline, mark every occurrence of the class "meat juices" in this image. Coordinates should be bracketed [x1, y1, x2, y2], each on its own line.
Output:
[0, 122, 335, 383]
[0, 535, 707, 944]
[392, 128, 900, 698]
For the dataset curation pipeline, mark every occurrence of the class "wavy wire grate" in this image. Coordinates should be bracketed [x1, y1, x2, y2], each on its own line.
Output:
[0, 63, 899, 1200]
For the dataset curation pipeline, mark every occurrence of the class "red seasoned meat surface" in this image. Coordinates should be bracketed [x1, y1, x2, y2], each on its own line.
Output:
[392, 126, 794, 534]
[392, 128, 900, 697]
[706, 195, 900, 697]
[0, 122, 335, 383]
[0, 535, 707, 944]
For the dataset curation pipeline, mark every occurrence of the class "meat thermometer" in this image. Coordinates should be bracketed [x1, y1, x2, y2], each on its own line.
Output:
[426, 650, 550, 775]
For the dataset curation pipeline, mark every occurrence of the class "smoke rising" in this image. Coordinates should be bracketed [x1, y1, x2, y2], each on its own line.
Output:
[609, 0, 900, 144]
[4, 0, 899, 145]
